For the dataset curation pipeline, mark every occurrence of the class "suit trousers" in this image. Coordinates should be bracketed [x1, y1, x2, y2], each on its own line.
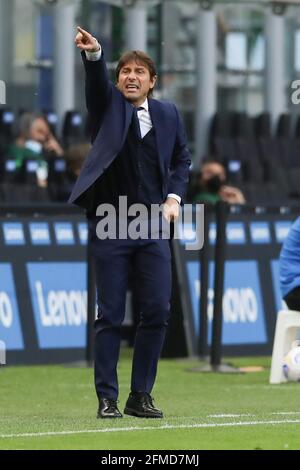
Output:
[88, 216, 172, 400]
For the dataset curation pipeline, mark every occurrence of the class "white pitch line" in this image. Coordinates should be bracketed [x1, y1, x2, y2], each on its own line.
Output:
[208, 414, 254, 418]
[2, 419, 300, 439]
[209, 412, 300, 418]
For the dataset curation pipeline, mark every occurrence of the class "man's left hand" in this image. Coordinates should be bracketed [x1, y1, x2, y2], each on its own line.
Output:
[163, 197, 180, 222]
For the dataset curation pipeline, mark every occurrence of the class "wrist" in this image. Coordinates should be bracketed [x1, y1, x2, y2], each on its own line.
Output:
[167, 196, 180, 204]
[90, 39, 100, 53]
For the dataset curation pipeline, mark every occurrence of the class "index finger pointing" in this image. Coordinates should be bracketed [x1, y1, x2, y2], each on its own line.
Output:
[77, 26, 91, 38]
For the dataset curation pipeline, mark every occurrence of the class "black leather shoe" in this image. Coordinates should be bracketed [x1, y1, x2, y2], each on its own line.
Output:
[124, 392, 163, 418]
[97, 398, 123, 419]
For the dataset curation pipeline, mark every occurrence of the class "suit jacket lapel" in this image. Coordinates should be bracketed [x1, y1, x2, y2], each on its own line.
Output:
[121, 99, 134, 148]
[148, 99, 167, 177]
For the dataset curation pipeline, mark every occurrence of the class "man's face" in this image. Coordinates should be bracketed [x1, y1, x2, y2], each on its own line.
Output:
[116, 60, 157, 106]
[29, 118, 50, 144]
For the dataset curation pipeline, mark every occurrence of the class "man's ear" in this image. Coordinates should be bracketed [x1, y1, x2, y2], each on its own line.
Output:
[150, 75, 158, 89]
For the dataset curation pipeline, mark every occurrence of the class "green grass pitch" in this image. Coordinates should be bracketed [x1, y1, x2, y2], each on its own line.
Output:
[1, 350, 300, 450]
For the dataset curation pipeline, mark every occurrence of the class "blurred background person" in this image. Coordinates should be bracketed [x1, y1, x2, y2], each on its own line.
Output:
[189, 159, 245, 205]
[7, 112, 64, 187]
[280, 216, 300, 312]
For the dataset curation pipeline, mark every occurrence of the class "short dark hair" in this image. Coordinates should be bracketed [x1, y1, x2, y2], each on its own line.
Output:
[115, 50, 157, 97]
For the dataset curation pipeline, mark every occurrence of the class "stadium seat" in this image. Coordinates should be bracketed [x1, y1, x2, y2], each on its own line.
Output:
[47, 157, 67, 201]
[62, 110, 84, 147]
[269, 309, 300, 384]
[1, 158, 19, 183]
[277, 113, 292, 138]
[209, 112, 234, 163]
[225, 159, 243, 186]
[19, 159, 39, 185]
[254, 112, 271, 138]
[2, 183, 50, 203]
[294, 114, 300, 139]
[235, 138, 264, 183]
[276, 113, 300, 168]
[286, 167, 300, 198]
[211, 112, 268, 188]
[211, 136, 236, 165]
[209, 112, 231, 144]
[257, 138, 290, 198]
[231, 112, 253, 138]
[243, 182, 289, 205]
[43, 109, 58, 136]
[0, 108, 15, 150]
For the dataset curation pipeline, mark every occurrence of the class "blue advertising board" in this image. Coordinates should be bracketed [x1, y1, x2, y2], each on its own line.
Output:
[29, 223, 51, 246]
[2, 223, 25, 245]
[26, 262, 87, 349]
[0, 264, 24, 350]
[0, 208, 88, 364]
[0, 204, 299, 363]
[173, 207, 299, 356]
[186, 260, 267, 345]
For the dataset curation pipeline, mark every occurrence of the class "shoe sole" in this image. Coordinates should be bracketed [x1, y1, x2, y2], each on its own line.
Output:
[124, 407, 163, 418]
[97, 415, 123, 419]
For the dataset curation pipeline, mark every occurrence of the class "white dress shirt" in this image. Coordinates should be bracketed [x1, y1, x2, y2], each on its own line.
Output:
[85, 45, 181, 204]
[135, 99, 152, 139]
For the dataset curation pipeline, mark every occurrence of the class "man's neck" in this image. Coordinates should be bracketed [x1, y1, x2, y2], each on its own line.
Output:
[131, 97, 148, 108]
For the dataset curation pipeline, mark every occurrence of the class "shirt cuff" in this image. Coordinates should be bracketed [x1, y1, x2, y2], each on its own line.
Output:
[85, 43, 101, 61]
[167, 193, 181, 205]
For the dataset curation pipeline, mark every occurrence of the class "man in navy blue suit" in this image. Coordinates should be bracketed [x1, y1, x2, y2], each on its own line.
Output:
[70, 26, 191, 419]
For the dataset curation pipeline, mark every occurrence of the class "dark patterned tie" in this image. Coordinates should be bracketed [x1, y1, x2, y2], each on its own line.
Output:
[132, 106, 143, 140]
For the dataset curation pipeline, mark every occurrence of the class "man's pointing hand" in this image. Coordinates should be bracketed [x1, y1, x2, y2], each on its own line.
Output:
[75, 26, 100, 52]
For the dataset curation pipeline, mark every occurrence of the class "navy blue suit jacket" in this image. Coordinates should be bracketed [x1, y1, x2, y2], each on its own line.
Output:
[69, 51, 191, 210]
